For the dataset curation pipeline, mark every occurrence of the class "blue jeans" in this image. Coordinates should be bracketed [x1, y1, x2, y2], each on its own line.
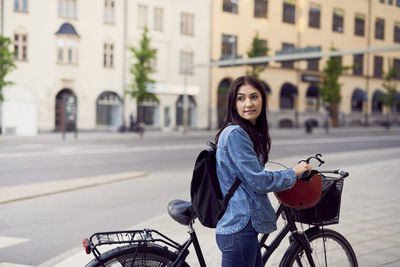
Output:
[216, 221, 263, 267]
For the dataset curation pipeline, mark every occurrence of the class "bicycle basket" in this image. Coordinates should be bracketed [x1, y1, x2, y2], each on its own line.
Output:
[290, 178, 344, 226]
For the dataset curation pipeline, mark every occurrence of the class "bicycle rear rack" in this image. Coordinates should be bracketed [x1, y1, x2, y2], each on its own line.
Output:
[84, 229, 183, 260]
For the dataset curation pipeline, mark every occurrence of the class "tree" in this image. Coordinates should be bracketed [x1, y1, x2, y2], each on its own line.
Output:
[246, 32, 269, 78]
[381, 61, 398, 130]
[128, 27, 158, 124]
[0, 35, 16, 102]
[319, 49, 351, 126]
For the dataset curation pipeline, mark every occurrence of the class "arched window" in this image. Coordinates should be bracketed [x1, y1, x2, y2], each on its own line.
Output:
[176, 95, 197, 127]
[96, 91, 122, 127]
[392, 92, 400, 114]
[55, 89, 77, 131]
[351, 88, 366, 112]
[372, 90, 384, 114]
[306, 85, 319, 111]
[217, 78, 232, 127]
[280, 83, 298, 109]
[261, 81, 271, 107]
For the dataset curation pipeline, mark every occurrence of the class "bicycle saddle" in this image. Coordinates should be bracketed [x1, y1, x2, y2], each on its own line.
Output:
[167, 199, 195, 226]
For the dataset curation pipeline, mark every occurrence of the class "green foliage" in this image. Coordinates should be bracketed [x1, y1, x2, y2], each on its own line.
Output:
[319, 55, 350, 105]
[246, 32, 269, 78]
[0, 35, 16, 102]
[128, 27, 158, 104]
[381, 62, 398, 114]
[319, 48, 352, 126]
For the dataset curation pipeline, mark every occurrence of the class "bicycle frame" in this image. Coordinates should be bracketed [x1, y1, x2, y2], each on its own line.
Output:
[172, 203, 317, 267]
[260, 204, 316, 266]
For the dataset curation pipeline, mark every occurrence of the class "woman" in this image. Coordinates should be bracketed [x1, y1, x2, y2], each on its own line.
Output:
[215, 76, 311, 267]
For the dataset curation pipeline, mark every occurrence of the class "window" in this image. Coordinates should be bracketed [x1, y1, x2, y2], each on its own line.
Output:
[180, 51, 194, 75]
[394, 22, 400, 43]
[354, 13, 365, 36]
[221, 34, 237, 59]
[333, 8, 344, 33]
[353, 54, 364, 76]
[283, 0, 296, 24]
[394, 58, 400, 79]
[223, 0, 238, 14]
[281, 43, 295, 69]
[373, 56, 383, 78]
[308, 3, 320, 28]
[254, 0, 268, 18]
[307, 58, 319, 71]
[57, 37, 78, 64]
[388, 0, 393, 4]
[13, 33, 28, 61]
[181, 13, 194, 36]
[103, 43, 114, 68]
[379, 0, 384, 3]
[375, 18, 385, 40]
[104, 0, 115, 24]
[58, 0, 77, 18]
[154, 7, 164, 31]
[397, 0, 400, 7]
[138, 4, 148, 29]
[14, 0, 28, 12]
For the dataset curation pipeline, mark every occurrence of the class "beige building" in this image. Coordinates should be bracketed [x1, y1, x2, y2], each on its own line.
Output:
[210, 0, 400, 129]
[1, 0, 210, 135]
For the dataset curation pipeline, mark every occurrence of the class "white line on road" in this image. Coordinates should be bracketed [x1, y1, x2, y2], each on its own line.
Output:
[0, 236, 29, 250]
[0, 263, 33, 267]
[0, 135, 399, 158]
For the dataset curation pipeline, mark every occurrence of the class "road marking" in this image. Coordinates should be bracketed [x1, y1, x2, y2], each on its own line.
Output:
[0, 263, 33, 267]
[0, 135, 400, 158]
[0, 171, 147, 204]
[0, 236, 29, 250]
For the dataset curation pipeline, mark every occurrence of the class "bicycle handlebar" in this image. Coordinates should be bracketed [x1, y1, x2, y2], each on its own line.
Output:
[319, 169, 349, 179]
[297, 154, 349, 180]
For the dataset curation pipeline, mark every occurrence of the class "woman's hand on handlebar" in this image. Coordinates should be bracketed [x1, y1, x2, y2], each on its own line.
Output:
[292, 161, 312, 178]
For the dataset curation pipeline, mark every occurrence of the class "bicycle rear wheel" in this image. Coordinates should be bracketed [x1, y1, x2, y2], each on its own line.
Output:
[280, 227, 358, 267]
[85, 243, 189, 267]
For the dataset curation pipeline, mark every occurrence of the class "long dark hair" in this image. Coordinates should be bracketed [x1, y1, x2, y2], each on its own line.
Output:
[215, 75, 271, 164]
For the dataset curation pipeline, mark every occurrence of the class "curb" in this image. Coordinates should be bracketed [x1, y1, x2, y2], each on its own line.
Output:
[0, 171, 148, 204]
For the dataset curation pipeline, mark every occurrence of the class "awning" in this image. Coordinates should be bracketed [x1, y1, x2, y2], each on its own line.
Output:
[394, 91, 400, 102]
[352, 88, 367, 102]
[261, 81, 271, 95]
[55, 23, 80, 36]
[280, 83, 298, 96]
[306, 85, 319, 97]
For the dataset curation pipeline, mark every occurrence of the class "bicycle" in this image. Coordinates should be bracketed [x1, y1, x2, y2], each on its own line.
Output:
[83, 154, 358, 267]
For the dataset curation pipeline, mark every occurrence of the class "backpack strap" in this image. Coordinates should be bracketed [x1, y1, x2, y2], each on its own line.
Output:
[216, 177, 241, 220]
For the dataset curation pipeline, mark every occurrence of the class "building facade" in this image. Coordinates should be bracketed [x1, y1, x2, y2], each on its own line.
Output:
[1, 0, 211, 135]
[210, 0, 400, 129]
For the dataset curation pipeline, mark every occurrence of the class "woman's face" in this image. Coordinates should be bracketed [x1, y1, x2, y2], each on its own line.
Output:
[235, 84, 263, 125]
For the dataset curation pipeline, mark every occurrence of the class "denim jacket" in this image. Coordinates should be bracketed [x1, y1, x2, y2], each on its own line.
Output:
[215, 125, 297, 235]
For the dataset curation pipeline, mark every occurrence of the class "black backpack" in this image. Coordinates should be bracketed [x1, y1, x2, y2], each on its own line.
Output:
[190, 142, 241, 228]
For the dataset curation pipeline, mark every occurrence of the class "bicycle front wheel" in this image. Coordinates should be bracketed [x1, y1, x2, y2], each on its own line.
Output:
[85, 243, 189, 267]
[280, 227, 358, 267]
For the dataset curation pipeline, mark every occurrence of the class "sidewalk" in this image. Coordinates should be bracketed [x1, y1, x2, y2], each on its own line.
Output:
[0, 125, 399, 144]
[38, 147, 400, 267]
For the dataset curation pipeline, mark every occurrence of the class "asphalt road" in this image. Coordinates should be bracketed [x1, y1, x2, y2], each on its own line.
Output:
[0, 128, 400, 266]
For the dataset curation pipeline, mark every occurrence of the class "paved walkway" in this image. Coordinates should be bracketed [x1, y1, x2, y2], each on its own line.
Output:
[1, 127, 399, 266]
[31, 147, 400, 267]
[0, 125, 399, 144]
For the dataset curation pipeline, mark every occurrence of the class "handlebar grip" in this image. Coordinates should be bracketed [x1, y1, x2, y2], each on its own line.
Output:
[338, 169, 349, 178]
